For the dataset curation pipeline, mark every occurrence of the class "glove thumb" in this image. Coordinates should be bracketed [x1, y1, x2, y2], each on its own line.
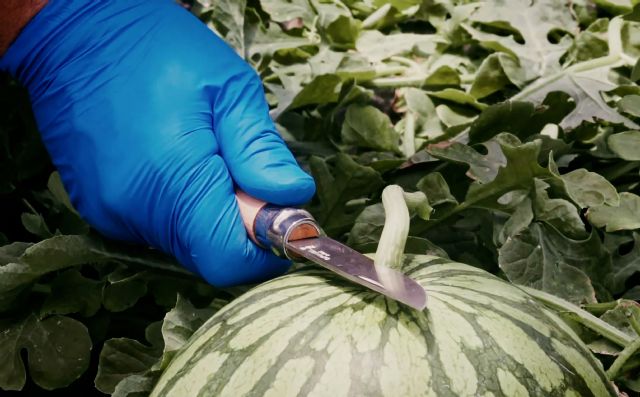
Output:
[211, 68, 315, 206]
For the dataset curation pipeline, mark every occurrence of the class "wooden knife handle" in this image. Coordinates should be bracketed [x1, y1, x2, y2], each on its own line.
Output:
[235, 190, 267, 245]
[235, 190, 320, 258]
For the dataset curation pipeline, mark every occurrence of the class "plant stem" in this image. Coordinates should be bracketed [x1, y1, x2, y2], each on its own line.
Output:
[622, 356, 640, 374]
[375, 185, 410, 270]
[460, 74, 475, 84]
[607, 17, 623, 58]
[362, 3, 392, 29]
[374, 65, 408, 77]
[519, 286, 635, 348]
[403, 191, 432, 220]
[21, 198, 38, 215]
[374, 186, 432, 272]
[369, 75, 426, 87]
[630, 312, 640, 337]
[412, 199, 471, 234]
[403, 112, 416, 157]
[91, 247, 199, 279]
[607, 337, 640, 380]
[349, 2, 372, 14]
[583, 301, 620, 316]
[390, 56, 421, 70]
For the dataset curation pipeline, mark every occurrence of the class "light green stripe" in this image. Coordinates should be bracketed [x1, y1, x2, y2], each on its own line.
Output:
[425, 274, 530, 304]
[416, 261, 492, 279]
[380, 312, 434, 397]
[476, 311, 564, 392]
[229, 284, 346, 350]
[428, 286, 552, 338]
[497, 368, 530, 397]
[169, 351, 227, 397]
[427, 297, 481, 396]
[308, 339, 352, 397]
[551, 339, 613, 397]
[227, 276, 331, 325]
[264, 357, 316, 397]
[401, 255, 443, 273]
[542, 308, 595, 348]
[220, 293, 352, 396]
[150, 323, 222, 395]
[310, 295, 387, 353]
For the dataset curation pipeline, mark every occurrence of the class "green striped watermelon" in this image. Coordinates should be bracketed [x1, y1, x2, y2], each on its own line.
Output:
[151, 256, 616, 397]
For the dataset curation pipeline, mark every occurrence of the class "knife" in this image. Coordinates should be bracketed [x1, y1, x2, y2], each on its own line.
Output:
[236, 191, 427, 310]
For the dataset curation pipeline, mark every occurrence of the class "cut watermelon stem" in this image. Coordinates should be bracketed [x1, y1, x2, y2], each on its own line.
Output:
[374, 185, 431, 270]
[375, 185, 410, 270]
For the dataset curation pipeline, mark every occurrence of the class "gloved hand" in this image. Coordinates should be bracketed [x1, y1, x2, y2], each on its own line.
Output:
[0, 0, 316, 286]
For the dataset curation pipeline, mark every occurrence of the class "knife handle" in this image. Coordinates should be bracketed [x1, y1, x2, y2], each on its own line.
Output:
[235, 190, 321, 259]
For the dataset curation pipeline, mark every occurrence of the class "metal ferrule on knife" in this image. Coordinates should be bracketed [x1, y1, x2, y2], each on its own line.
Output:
[254, 205, 321, 259]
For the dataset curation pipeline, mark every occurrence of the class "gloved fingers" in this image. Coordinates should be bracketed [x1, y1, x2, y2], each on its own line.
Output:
[175, 154, 291, 287]
[208, 64, 315, 207]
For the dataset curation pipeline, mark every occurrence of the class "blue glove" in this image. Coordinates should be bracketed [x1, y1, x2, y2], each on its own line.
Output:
[1, 0, 316, 286]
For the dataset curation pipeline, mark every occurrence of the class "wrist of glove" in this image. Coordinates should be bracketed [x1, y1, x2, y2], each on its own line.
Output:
[1, 0, 316, 286]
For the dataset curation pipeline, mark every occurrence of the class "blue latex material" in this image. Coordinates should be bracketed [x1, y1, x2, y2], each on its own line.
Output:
[0, 0, 316, 286]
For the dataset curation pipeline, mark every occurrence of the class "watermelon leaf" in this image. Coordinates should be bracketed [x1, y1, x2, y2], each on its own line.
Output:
[463, 139, 552, 210]
[416, 172, 458, 207]
[587, 192, 640, 232]
[467, 98, 573, 144]
[609, 232, 640, 294]
[465, 0, 578, 83]
[0, 314, 91, 391]
[514, 61, 640, 129]
[498, 222, 610, 304]
[511, 16, 640, 130]
[618, 95, 640, 117]
[427, 135, 512, 183]
[341, 104, 401, 152]
[40, 269, 103, 318]
[496, 197, 534, 245]
[532, 179, 587, 239]
[599, 299, 640, 339]
[552, 168, 620, 209]
[258, 0, 315, 26]
[608, 130, 640, 160]
[156, 294, 221, 369]
[112, 373, 158, 397]
[194, 0, 247, 57]
[95, 332, 162, 394]
[102, 271, 149, 313]
[564, 18, 610, 65]
[97, 294, 224, 395]
[308, 153, 384, 237]
[355, 30, 444, 63]
[470, 52, 524, 98]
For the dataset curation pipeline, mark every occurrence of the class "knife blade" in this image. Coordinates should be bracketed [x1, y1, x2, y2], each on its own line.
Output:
[236, 191, 427, 310]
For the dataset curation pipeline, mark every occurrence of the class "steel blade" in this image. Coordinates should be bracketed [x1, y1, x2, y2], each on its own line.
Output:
[286, 236, 427, 310]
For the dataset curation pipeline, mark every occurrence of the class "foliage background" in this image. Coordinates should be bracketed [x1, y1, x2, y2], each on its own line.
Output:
[1, 0, 640, 395]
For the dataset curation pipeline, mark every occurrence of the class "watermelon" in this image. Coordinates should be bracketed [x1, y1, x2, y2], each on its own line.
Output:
[150, 255, 616, 397]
